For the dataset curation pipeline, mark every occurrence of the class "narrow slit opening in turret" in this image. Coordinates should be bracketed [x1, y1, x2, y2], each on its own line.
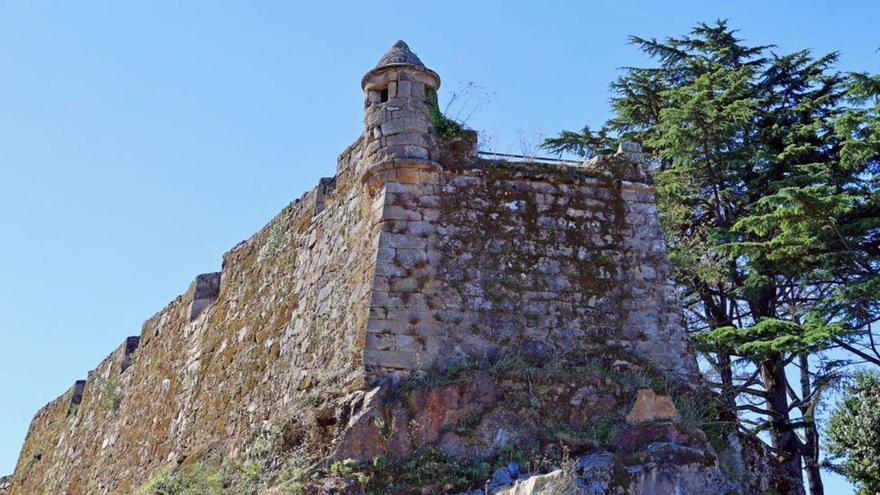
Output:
[379, 87, 389, 103]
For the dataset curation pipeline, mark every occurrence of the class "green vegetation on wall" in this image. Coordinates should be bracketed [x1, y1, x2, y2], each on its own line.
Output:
[425, 90, 467, 139]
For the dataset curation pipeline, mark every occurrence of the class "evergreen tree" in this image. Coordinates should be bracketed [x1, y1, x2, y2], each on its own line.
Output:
[723, 50, 847, 495]
[544, 20, 880, 494]
[814, 72, 880, 368]
[826, 371, 880, 495]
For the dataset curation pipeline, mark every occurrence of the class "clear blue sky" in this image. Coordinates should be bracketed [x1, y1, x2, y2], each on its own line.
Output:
[1, 1, 876, 491]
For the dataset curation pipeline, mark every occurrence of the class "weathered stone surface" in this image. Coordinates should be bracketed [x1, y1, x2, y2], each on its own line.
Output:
[362, 153, 701, 384]
[489, 447, 750, 495]
[332, 388, 386, 462]
[616, 422, 706, 454]
[492, 469, 577, 495]
[625, 388, 681, 424]
[188, 271, 221, 320]
[373, 40, 426, 69]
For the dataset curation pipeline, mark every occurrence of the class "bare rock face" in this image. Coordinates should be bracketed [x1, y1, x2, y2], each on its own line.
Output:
[490, 447, 740, 495]
[625, 389, 681, 424]
[331, 387, 387, 462]
[492, 469, 576, 495]
[261, 356, 785, 494]
[481, 438, 786, 495]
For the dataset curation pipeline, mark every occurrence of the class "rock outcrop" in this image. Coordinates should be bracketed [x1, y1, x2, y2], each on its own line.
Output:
[625, 389, 680, 424]
[3, 41, 790, 495]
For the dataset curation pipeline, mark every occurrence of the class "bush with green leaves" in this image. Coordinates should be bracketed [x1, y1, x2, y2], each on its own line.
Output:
[137, 461, 264, 495]
[827, 371, 880, 495]
[138, 464, 225, 495]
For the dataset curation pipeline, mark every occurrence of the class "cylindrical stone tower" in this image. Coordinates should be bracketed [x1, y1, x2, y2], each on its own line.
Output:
[362, 40, 441, 167]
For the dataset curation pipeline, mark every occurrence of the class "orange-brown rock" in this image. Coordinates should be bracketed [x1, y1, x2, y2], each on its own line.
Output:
[625, 388, 680, 424]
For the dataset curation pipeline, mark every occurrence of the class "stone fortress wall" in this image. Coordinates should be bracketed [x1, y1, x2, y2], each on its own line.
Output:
[362, 148, 698, 384]
[7, 136, 385, 494]
[4, 41, 704, 495]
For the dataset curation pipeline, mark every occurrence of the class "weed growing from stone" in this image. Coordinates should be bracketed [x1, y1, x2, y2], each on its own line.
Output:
[99, 377, 122, 413]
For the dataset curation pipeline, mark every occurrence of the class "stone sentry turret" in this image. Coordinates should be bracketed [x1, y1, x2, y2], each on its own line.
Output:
[362, 40, 441, 168]
[355, 43, 701, 387]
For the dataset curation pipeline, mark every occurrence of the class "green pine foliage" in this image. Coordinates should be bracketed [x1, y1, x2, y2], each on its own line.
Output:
[827, 372, 880, 495]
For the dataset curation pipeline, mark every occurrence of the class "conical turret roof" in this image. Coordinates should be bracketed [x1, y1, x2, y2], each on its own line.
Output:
[362, 40, 439, 90]
[374, 40, 425, 69]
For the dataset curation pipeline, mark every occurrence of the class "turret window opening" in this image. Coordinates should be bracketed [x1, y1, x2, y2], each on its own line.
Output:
[379, 87, 389, 103]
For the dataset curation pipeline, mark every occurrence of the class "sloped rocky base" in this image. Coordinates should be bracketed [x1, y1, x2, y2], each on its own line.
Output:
[482, 446, 745, 494]
[258, 352, 788, 494]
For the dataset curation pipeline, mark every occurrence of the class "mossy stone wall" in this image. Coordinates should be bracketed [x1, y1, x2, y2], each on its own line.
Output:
[364, 154, 699, 384]
[8, 138, 384, 495]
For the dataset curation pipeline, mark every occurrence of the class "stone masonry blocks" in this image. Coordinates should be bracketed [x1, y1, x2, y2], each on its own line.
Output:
[363, 153, 700, 385]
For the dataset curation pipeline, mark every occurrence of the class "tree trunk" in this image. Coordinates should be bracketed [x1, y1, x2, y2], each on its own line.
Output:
[699, 289, 737, 418]
[799, 353, 824, 495]
[760, 354, 805, 495]
[803, 418, 823, 495]
[717, 352, 737, 419]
